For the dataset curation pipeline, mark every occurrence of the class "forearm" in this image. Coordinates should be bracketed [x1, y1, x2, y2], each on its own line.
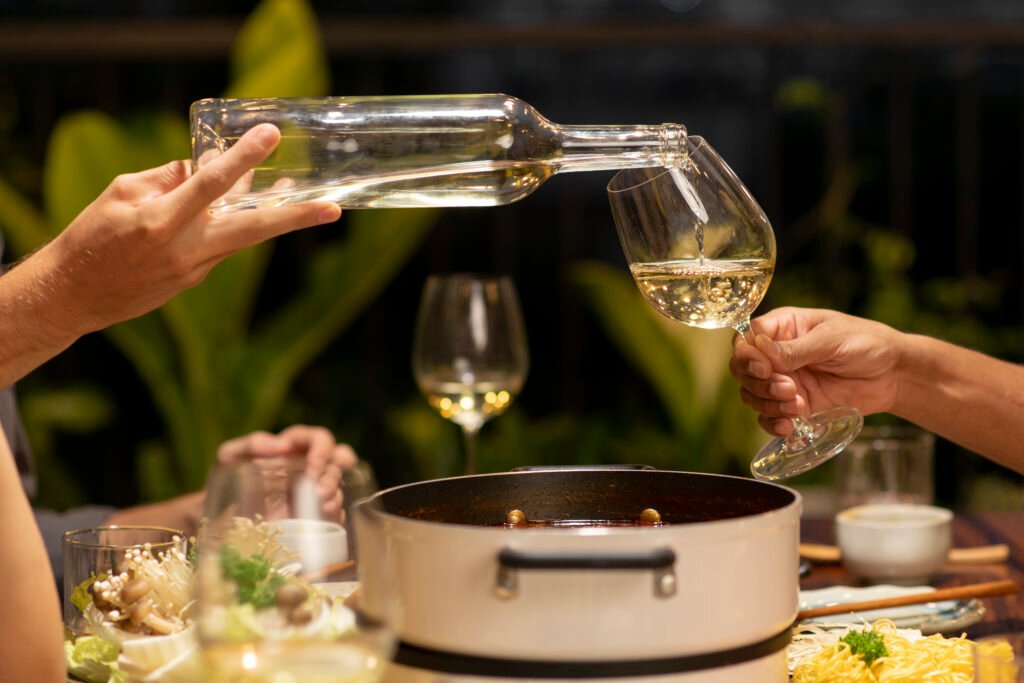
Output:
[0, 434, 65, 683]
[0, 244, 88, 387]
[103, 491, 206, 538]
[895, 333, 1024, 473]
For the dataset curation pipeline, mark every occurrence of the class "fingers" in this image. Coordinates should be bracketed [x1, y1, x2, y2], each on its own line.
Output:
[107, 160, 192, 203]
[276, 425, 358, 503]
[217, 430, 292, 464]
[207, 200, 341, 255]
[166, 123, 282, 221]
[756, 329, 837, 374]
[730, 339, 773, 380]
[740, 387, 805, 419]
[136, 160, 193, 195]
[758, 415, 795, 437]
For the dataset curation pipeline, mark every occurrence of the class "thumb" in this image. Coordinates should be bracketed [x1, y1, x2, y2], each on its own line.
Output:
[755, 331, 835, 372]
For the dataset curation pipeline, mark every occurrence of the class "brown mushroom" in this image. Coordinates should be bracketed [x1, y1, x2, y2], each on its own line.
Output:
[121, 577, 152, 605]
[141, 612, 179, 635]
[129, 602, 152, 628]
[289, 606, 314, 625]
[275, 583, 308, 611]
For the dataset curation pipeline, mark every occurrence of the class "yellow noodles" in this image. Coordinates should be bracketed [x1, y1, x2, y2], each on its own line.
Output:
[975, 638, 1019, 681]
[792, 619, 1004, 683]
[792, 641, 875, 682]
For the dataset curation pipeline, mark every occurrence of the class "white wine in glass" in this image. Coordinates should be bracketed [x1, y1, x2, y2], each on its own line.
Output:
[609, 135, 862, 481]
[630, 258, 774, 330]
[412, 275, 529, 474]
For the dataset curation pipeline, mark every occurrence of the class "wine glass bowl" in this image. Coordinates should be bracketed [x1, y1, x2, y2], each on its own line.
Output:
[609, 135, 862, 481]
[194, 455, 394, 683]
[412, 274, 529, 474]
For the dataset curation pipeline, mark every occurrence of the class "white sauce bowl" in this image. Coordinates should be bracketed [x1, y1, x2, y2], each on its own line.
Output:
[836, 503, 953, 585]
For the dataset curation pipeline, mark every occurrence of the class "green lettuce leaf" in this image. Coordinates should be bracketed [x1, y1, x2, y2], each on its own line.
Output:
[65, 635, 124, 683]
[69, 573, 104, 613]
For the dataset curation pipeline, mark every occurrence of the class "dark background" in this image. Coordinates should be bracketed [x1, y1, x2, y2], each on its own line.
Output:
[1, 0, 1022, 510]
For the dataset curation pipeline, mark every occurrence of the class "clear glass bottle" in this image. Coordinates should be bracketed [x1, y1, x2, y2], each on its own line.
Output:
[190, 93, 687, 211]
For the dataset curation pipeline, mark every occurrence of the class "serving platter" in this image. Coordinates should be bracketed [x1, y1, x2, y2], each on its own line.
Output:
[798, 584, 985, 635]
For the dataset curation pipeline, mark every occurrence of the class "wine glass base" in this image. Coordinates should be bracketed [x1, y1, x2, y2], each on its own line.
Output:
[749, 407, 864, 481]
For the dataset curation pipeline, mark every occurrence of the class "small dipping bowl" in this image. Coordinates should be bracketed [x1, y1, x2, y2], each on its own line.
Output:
[836, 503, 953, 585]
[271, 518, 348, 575]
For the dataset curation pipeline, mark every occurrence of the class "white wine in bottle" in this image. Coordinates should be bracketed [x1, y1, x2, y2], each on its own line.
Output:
[190, 94, 687, 212]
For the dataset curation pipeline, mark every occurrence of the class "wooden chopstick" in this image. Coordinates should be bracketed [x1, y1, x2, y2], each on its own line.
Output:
[797, 579, 1019, 621]
[799, 543, 1010, 565]
[300, 559, 356, 582]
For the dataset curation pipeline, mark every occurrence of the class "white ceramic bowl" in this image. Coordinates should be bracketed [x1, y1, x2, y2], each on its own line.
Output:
[835, 503, 952, 585]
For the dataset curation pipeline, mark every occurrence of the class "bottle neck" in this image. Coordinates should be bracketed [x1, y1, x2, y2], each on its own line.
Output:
[552, 122, 687, 173]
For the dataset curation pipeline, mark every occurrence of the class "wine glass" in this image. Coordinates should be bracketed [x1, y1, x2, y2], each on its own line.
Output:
[608, 135, 863, 481]
[194, 454, 396, 683]
[412, 274, 529, 475]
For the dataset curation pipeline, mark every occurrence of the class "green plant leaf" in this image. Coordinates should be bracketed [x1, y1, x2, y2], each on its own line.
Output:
[20, 385, 114, 433]
[0, 175, 53, 255]
[569, 261, 765, 473]
[137, 441, 179, 502]
[227, 0, 330, 98]
[43, 111, 127, 231]
[43, 111, 189, 234]
[569, 262, 700, 436]
[101, 315, 205, 492]
[242, 208, 438, 431]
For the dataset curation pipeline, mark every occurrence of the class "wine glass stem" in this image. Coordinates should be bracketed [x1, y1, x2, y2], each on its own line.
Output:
[790, 416, 817, 441]
[462, 425, 480, 475]
[734, 319, 755, 345]
[735, 319, 816, 443]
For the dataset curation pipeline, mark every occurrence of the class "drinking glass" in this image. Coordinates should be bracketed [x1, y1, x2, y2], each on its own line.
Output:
[834, 425, 935, 510]
[975, 632, 1024, 682]
[194, 454, 395, 683]
[412, 274, 529, 475]
[63, 526, 187, 636]
[608, 136, 863, 481]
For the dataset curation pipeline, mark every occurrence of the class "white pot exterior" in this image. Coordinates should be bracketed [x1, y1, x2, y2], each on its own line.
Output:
[356, 472, 800, 668]
[383, 649, 787, 683]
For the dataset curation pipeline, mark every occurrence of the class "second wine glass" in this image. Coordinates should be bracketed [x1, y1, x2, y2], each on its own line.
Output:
[608, 135, 862, 481]
[412, 274, 529, 475]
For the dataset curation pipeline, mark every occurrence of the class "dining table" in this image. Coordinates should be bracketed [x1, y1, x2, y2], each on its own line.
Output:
[800, 510, 1024, 638]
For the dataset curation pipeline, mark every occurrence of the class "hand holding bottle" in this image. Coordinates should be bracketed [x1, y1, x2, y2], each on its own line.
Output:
[0, 123, 340, 388]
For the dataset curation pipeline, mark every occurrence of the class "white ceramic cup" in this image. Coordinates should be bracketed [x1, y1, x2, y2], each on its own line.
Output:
[271, 518, 348, 576]
[835, 503, 953, 585]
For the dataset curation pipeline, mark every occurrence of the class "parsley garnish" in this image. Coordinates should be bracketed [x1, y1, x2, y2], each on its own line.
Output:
[219, 546, 284, 609]
[841, 629, 888, 665]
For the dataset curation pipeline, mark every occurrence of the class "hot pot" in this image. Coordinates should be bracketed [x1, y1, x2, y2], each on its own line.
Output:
[354, 467, 800, 680]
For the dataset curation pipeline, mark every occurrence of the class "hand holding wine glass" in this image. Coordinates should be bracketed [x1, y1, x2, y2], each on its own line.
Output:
[412, 274, 529, 475]
[608, 136, 862, 480]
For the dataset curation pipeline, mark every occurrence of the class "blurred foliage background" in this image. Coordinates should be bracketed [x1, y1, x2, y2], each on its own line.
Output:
[0, 0, 1021, 512]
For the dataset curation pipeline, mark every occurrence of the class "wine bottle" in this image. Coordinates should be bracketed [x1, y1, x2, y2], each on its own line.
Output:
[190, 93, 687, 212]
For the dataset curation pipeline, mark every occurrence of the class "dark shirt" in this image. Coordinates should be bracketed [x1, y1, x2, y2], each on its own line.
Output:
[1, 233, 114, 587]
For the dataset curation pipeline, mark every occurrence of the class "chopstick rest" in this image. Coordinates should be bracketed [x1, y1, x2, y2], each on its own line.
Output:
[796, 579, 1019, 621]
[799, 542, 1010, 565]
